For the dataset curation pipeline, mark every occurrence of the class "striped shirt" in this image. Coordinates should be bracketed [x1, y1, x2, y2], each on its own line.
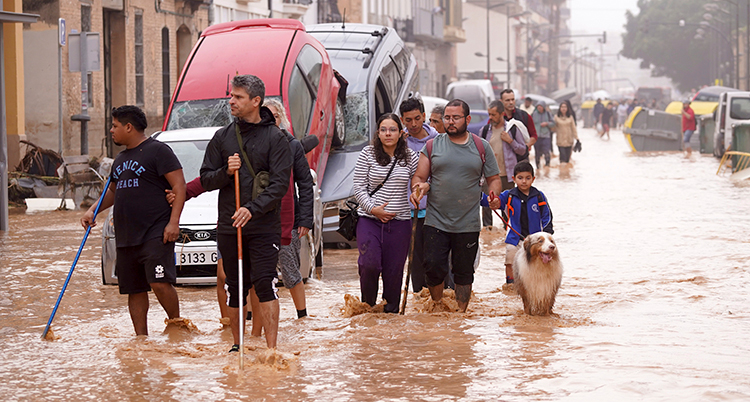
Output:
[353, 145, 419, 221]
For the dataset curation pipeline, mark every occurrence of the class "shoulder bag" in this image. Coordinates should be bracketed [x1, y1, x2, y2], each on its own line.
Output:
[236, 123, 271, 200]
[337, 157, 397, 241]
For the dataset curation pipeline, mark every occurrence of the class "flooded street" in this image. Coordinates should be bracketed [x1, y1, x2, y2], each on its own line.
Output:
[2, 127, 750, 401]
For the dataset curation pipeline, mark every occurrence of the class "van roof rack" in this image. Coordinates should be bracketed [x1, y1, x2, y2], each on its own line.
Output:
[312, 27, 387, 69]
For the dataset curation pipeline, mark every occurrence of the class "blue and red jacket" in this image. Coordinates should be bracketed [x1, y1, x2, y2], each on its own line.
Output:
[482, 186, 553, 246]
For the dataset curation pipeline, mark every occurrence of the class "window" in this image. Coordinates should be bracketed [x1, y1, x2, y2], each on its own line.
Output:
[379, 60, 401, 110]
[81, 4, 91, 32]
[286, 45, 322, 139]
[135, 12, 144, 105]
[296, 45, 323, 91]
[162, 28, 170, 115]
[729, 98, 750, 120]
[87, 73, 93, 107]
[235, 10, 248, 20]
[166, 99, 231, 130]
[287, 65, 315, 139]
[374, 78, 391, 119]
[342, 92, 369, 150]
[82, 4, 93, 107]
[392, 47, 410, 79]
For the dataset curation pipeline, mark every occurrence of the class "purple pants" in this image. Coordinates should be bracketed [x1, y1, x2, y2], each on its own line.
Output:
[356, 216, 412, 313]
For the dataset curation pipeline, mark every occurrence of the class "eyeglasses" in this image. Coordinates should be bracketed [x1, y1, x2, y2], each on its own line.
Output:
[379, 127, 400, 133]
[442, 115, 465, 122]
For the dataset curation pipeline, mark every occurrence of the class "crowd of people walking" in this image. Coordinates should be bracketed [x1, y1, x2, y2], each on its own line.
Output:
[83, 73, 611, 353]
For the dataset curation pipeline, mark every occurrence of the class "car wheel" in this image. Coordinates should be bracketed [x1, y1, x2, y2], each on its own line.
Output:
[331, 98, 346, 148]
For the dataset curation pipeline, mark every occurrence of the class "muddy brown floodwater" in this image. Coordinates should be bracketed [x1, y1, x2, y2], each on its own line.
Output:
[2, 128, 750, 401]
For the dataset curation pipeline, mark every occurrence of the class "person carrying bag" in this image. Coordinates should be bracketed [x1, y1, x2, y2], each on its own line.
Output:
[351, 113, 419, 313]
[236, 124, 270, 200]
[337, 159, 396, 241]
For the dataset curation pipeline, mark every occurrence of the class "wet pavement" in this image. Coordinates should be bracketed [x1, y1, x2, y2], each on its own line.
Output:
[1, 127, 750, 401]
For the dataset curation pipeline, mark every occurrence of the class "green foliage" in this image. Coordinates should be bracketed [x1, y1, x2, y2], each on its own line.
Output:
[621, 0, 717, 91]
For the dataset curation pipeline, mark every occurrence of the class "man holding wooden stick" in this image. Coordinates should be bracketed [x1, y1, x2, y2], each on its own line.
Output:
[81, 105, 186, 336]
[200, 75, 292, 352]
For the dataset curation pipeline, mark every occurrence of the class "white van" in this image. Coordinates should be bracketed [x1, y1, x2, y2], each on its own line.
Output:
[445, 80, 494, 111]
[714, 91, 750, 156]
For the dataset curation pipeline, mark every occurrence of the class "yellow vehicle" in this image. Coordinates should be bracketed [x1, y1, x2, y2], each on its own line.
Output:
[664, 100, 717, 116]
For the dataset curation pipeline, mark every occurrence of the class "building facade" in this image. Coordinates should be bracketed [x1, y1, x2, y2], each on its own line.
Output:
[21, 0, 209, 163]
[16, 0, 462, 166]
[318, 0, 465, 98]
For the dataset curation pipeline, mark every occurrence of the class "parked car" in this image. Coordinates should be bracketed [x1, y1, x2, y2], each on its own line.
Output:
[468, 110, 489, 134]
[101, 128, 322, 286]
[162, 18, 343, 267]
[445, 80, 494, 111]
[102, 128, 219, 285]
[713, 91, 750, 157]
[307, 23, 419, 245]
[421, 95, 448, 115]
[692, 86, 740, 103]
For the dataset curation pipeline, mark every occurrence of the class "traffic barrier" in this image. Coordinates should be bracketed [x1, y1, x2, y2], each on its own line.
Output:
[622, 106, 682, 152]
[699, 114, 715, 155]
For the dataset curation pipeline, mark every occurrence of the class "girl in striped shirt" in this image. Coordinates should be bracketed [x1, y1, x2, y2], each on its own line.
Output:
[353, 113, 420, 313]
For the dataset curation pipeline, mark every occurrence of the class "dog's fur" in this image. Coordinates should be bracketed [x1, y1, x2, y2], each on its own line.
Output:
[512, 232, 563, 316]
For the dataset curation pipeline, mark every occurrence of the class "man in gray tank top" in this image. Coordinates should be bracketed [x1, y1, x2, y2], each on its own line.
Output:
[410, 99, 503, 312]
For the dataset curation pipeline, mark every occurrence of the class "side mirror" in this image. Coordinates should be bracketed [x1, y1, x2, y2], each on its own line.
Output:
[301, 135, 320, 154]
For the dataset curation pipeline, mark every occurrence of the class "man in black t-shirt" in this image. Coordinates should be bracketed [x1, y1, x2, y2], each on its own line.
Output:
[200, 75, 291, 352]
[81, 105, 186, 336]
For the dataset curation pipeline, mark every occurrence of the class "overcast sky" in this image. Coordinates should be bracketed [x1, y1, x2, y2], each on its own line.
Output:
[569, 0, 640, 34]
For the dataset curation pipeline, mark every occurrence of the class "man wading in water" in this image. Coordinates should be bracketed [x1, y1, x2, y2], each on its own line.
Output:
[200, 75, 291, 352]
[411, 99, 503, 312]
[81, 105, 186, 335]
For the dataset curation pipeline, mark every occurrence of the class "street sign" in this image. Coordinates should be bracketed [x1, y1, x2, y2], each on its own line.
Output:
[59, 18, 66, 46]
[68, 32, 100, 72]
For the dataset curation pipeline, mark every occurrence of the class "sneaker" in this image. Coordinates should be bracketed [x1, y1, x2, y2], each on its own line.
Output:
[229, 344, 240, 353]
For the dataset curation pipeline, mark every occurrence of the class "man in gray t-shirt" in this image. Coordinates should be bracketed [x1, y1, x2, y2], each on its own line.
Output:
[411, 99, 503, 312]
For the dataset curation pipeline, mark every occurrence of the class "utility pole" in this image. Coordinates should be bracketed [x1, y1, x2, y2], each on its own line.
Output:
[486, 0, 491, 82]
[547, 0, 561, 93]
[506, 3, 510, 89]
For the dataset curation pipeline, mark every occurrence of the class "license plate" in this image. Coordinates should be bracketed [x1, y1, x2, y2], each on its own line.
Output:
[175, 251, 218, 266]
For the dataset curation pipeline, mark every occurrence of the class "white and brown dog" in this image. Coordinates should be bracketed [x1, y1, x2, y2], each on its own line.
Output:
[512, 232, 563, 316]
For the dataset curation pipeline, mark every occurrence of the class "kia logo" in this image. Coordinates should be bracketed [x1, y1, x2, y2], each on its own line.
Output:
[194, 231, 210, 240]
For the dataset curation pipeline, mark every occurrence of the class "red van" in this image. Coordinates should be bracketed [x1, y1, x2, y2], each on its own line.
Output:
[163, 18, 343, 184]
[162, 18, 343, 271]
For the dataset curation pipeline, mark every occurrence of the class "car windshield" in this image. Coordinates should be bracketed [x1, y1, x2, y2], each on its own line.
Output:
[166, 140, 210, 182]
[166, 99, 231, 130]
[166, 96, 282, 130]
[694, 92, 720, 102]
[729, 98, 750, 120]
[340, 92, 370, 151]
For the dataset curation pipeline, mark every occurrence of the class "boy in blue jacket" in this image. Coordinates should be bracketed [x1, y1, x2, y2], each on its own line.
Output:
[482, 161, 553, 284]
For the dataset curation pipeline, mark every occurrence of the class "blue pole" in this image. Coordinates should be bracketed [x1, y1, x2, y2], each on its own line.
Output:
[41, 175, 112, 339]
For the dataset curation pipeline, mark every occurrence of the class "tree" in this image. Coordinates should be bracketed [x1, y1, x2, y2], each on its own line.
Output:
[621, 0, 716, 91]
